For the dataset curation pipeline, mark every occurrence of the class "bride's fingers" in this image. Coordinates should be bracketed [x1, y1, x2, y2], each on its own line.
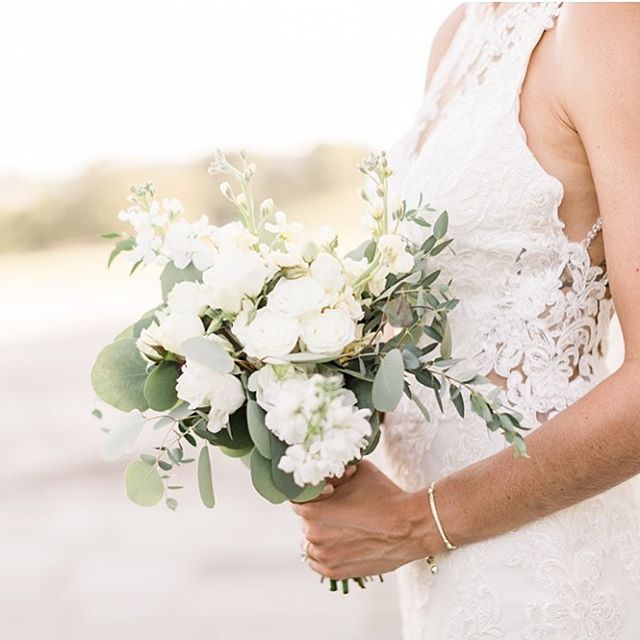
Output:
[326, 464, 358, 488]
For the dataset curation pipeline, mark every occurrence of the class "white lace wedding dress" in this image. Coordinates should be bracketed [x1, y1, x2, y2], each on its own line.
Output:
[382, 3, 640, 638]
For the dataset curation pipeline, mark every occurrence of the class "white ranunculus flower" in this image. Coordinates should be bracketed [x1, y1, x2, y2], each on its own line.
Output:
[176, 361, 245, 432]
[309, 253, 345, 294]
[266, 276, 332, 318]
[211, 221, 258, 253]
[300, 308, 356, 354]
[233, 308, 301, 359]
[167, 281, 207, 316]
[378, 233, 414, 274]
[201, 250, 270, 314]
[137, 311, 204, 357]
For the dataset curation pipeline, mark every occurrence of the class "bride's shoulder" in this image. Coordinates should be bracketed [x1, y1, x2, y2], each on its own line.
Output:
[555, 3, 640, 95]
[423, 4, 467, 90]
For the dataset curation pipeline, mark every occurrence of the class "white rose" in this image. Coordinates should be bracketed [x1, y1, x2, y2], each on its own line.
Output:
[266, 276, 332, 318]
[167, 281, 207, 316]
[378, 233, 414, 274]
[137, 311, 204, 357]
[176, 361, 245, 432]
[201, 250, 270, 314]
[310, 253, 345, 294]
[233, 307, 301, 359]
[300, 308, 356, 354]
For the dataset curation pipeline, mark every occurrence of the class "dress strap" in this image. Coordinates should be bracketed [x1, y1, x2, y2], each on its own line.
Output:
[582, 216, 603, 249]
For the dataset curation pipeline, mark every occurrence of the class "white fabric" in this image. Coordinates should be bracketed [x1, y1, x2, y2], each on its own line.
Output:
[382, 3, 640, 638]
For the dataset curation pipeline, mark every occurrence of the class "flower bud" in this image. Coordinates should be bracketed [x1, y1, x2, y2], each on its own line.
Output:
[301, 239, 319, 263]
[220, 181, 234, 200]
[236, 193, 248, 208]
[359, 188, 370, 202]
[259, 198, 274, 217]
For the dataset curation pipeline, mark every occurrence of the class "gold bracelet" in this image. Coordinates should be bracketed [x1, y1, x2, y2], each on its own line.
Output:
[428, 481, 457, 551]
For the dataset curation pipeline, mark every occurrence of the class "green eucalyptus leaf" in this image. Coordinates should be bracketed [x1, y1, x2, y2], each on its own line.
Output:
[124, 461, 164, 507]
[440, 320, 452, 359]
[247, 400, 271, 458]
[180, 336, 234, 373]
[101, 410, 145, 462]
[219, 444, 254, 458]
[383, 296, 414, 328]
[197, 445, 215, 509]
[470, 392, 493, 422]
[372, 348, 405, 412]
[160, 261, 202, 301]
[290, 481, 327, 503]
[91, 338, 149, 411]
[449, 385, 465, 418]
[114, 306, 162, 341]
[250, 449, 287, 504]
[433, 210, 448, 239]
[270, 435, 303, 498]
[143, 361, 180, 411]
[108, 237, 135, 267]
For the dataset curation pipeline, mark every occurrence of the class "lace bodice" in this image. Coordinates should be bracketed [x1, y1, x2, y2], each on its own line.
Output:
[381, 4, 640, 639]
[388, 1, 611, 436]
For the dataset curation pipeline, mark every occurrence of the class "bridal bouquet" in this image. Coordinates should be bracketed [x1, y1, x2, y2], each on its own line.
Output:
[91, 150, 526, 592]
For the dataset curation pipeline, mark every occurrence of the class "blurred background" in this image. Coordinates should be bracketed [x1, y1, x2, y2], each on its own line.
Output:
[0, 1, 625, 639]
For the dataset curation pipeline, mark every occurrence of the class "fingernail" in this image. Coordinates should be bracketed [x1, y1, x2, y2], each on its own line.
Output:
[346, 465, 357, 477]
[321, 484, 334, 495]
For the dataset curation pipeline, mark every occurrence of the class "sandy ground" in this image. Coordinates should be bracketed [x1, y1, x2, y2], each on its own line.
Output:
[0, 245, 401, 640]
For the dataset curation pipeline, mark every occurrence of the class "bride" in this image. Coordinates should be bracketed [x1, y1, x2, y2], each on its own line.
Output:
[291, 2, 640, 637]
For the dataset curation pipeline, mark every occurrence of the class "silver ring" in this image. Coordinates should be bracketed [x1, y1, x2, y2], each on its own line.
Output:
[299, 538, 311, 563]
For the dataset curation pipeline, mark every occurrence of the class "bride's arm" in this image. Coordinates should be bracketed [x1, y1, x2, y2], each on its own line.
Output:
[291, 5, 640, 581]
[433, 1, 640, 551]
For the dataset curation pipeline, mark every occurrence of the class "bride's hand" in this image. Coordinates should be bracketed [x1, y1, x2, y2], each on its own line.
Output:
[290, 460, 438, 580]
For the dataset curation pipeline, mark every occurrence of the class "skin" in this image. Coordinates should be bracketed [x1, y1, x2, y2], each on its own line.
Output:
[291, 3, 640, 582]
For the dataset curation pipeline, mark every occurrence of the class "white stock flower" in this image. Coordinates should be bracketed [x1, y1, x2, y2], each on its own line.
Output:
[318, 225, 337, 247]
[369, 265, 390, 297]
[342, 257, 369, 285]
[268, 248, 307, 269]
[176, 361, 245, 432]
[300, 308, 356, 354]
[162, 197, 184, 219]
[211, 221, 258, 253]
[137, 311, 204, 358]
[309, 253, 345, 294]
[266, 276, 332, 318]
[359, 213, 377, 234]
[264, 211, 305, 246]
[262, 374, 372, 487]
[232, 307, 300, 359]
[161, 216, 217, 271]
[167, 281, 207, 316]
[378, 233, 414, 274]
[201, 250, 270, 314]
[130, 229, 163, 264]
[118, 201, 166, 233]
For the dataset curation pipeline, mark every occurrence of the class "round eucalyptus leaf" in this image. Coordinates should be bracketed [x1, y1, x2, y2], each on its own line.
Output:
[250, 449, 287, 504]
[372, 348, 405, 412]
[180, 336, 234, 374]
[143, 361, 180, 411]
[290, 481, 326, 503]
[124, 461, 164, 507]
[91, 339, 149, 411]
[247, 401, 271, 458]
[160, 261, 202, 301]
[101, 410, 145, 462]
[219, 444, 254, 458]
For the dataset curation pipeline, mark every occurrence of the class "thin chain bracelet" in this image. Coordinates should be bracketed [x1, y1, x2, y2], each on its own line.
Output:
[423, 481, 457, 574]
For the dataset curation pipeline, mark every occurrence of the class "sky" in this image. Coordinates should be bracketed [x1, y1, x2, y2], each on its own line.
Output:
[1, 0, 454, 181]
